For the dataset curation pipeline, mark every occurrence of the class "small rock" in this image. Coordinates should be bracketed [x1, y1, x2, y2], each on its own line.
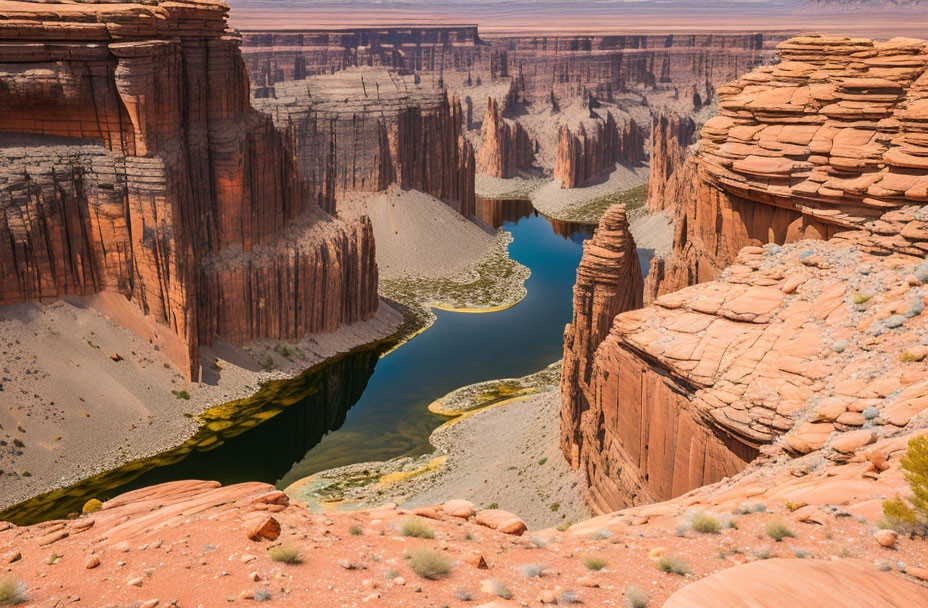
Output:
[249, 571, 261, 582]
[537, 589, 557, 604]
[874, 530, 897, 548]
[140, 601, 159, 608]
[127, 577, 144, 587]
[246, 516, 281, 541]
[85, 555, 100, 569]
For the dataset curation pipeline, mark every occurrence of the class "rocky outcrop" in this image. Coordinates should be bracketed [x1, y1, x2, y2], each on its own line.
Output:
[647, 113, 697, 213]
[254, 67, 475, 217]
[554, 113, 644, 188]
[0, 0, 378, 379]
[649, 35, 928, 297]
[560, 205, 643, 479]
[475, 97, 535, 178]
[567, 213, 928, 512]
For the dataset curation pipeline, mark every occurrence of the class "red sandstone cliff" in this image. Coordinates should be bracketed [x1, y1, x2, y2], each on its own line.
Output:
[254, 68, 475, 217]
[646, 112, 697, 213]
[0, 0, 378, 379]
[648, 35, 928, 298]
[475, 97, 535, 178]
[554, 113, 644, 188]
[564, 35, 928, 513]
[560, 204, 643, 476]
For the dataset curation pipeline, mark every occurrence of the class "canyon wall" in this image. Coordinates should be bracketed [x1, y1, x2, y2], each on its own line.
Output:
[254, 67, 475, 216]
[241, 30, 784, 105]
[554, 113, 644, 188]
[647, 112, 696, 213]
[475, 97, 535, 178]
[565, 34, 928, 513]
[648, 35, 928, 297]
[0, 0, 378, 379]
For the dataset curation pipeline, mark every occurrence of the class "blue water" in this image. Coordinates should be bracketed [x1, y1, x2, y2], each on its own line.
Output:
[113, 199, 652, 494]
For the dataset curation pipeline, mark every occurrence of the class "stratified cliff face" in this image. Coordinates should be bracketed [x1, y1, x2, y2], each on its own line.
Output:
[554, 114, 644, 188]
[254, 68, 475, 217]
[241, 30, 782, 105]
[648, 35, 928, 297]
[560, 204, 643, 479]
[0, 0, 378, 379]
[475, 97, 535, 178]
[647, 112, 696, 213]
[564, 35, 928, 513]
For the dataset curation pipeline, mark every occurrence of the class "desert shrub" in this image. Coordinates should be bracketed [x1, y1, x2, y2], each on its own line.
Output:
[400, 517, 435, 539]
[529, 535, 549, 548]
[560, 590, 581, 604]
[254, 588, 272, 602]
[408, 547, 451, 579]
[0, 578, 27, 606]
[753, 547, 771, 560]
[556, 521, 572, 532]
[520, 563, 544, 578]
[655, 555, 690, 575]
[454, 588, 475, 601]
[690, 512, 720, 534]
[589, 529, 612, 541]
[487, 502, 499, 510]
[881, 435, 928, 536]
[550, 502, 560, 512]
[268, 545, 301, 564]
[484, 579, 512, 599]
[624, 586, 649, 608]
[261, 356, 275, 371]
[765, 520, 795, 542]
[581, 553, 607, 571]
[853, 292, 871, 305]
[349, 526, 363, 536]
[793, 548, 810, 559]
[171, 389, 190, 400]
[734, 501, 766, 515]
[783, 499, 807, 512]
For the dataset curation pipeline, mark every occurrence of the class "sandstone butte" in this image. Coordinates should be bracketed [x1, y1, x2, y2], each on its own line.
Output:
[0, 0, 379, 381]
[476, 96, 535, 179]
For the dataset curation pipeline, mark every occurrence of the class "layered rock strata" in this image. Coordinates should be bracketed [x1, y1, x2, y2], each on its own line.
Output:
[649, 35, 928, 297]
[554, 113, 644, 188]
[254, 67, 475, 217]
[242, 30, 781, 106]
[647, 112, 697, 213]
[565, 209, 928, 512]
[0, 0, 378, 379]
[560, 204, 643, 477]
[475, 97, 535, 178]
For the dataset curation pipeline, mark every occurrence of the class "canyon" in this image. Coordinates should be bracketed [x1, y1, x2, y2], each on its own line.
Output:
[1, 0, 928, 606]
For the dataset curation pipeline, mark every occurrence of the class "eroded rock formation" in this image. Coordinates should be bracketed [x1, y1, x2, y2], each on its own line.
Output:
[241, 30, 782, 106]
[560, 204, 643, 476]
[254, 67, 475, 217]
[554, 113, 644, 188]
[566, 35, 928, 512]
[475, 97, 535, 178]
[647, 112, 697, 213]
[0, 0, 378, 379]
[649, 35, 928, 297]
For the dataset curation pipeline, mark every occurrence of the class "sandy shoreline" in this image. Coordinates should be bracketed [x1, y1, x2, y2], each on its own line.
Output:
[287, 365, 591, 530]
[0, 297, 403, 514]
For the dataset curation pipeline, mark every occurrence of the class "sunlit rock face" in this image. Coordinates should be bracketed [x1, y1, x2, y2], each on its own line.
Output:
[0, 0, 379, 379]
[649, 35, 928, 298]
[565, 35, 928, 513]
